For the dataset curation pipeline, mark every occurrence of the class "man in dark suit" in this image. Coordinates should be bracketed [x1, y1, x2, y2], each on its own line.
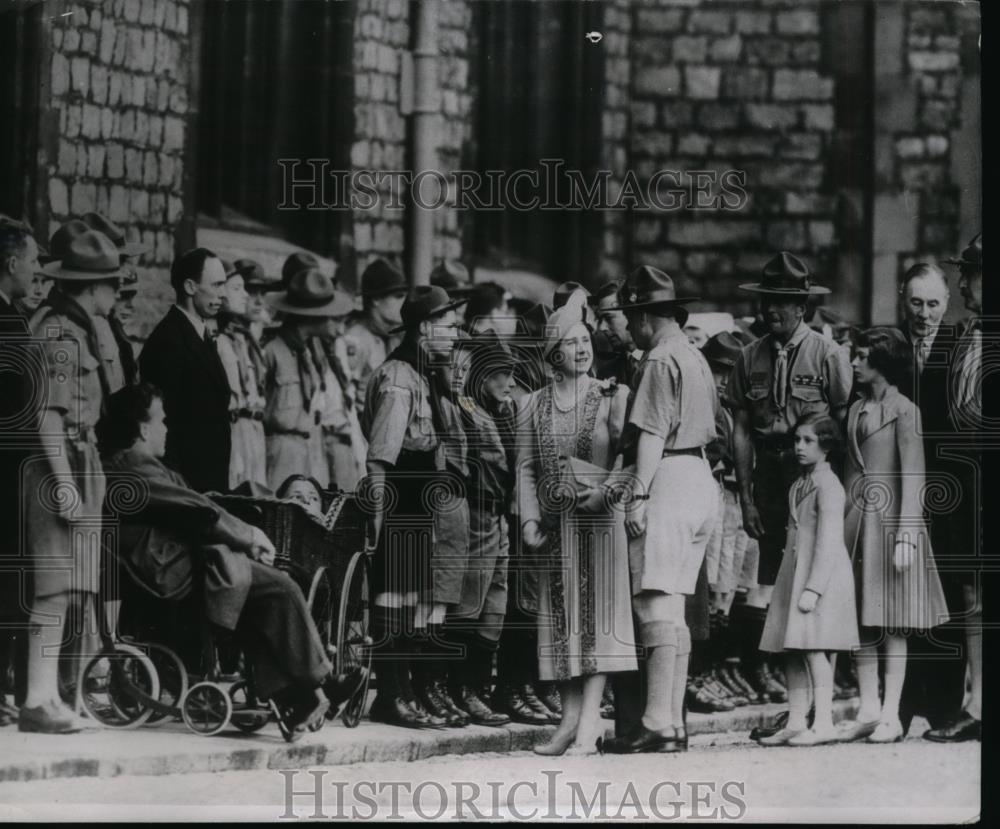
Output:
[139, 249, 232, 493]
[0, 216, 44, 724]
[896, 262, 971, 737]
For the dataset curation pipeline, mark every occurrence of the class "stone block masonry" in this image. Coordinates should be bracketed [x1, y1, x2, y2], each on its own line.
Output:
[43, 0, 191, 339]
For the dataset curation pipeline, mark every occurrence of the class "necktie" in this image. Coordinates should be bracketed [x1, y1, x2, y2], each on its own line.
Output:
[203, 328, 214, 348]
[915, 337, 929, 373]
[773, 341, 791, 410]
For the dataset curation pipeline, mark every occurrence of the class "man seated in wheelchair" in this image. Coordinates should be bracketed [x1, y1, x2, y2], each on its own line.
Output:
[97, 383, 364, 735]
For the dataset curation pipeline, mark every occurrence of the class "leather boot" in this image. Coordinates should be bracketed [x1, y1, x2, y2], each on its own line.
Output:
[495, 683, 550, 725]
[686, 676, 735, 713]
[538, 683, 562, 716]
[759, 662, 788, 703]
[417, 678, 467, 727]
[710, 666, 749, 706]
[723, 661, 763, 704]
[522, 683, 560, 723]
[453, 684, 510, 726]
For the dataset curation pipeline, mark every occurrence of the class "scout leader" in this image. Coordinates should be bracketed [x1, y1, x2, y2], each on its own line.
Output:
[20, 230, 124, 733]
[361, 285, 467, 730]
[601, 265, 719, 755]
[724, 253, 851, 724]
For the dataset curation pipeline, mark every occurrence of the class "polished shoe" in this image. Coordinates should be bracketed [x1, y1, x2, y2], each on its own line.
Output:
[757, 664, 788, 704]
[745, 665, 774, 703]
[436, 682, 472, 725]
[723, 663, 763, 705]
[522, 684, 560, 723]
[369, 695, 437, 730]
[867, 719, 904, 744]
[406, 697, 450, 729]
[18, 701, 82, 734]
[416, 681, 467, 727]
[453, 685, 510, 727]
[923, 712, 981, 743]
[600, 722, 680, 754]
[758, 726, 806, 747]
[713, 666, 752, 704]
[495, 685, 550, 726]
[277, 688, 330, 740]
[687, 680, 735, 713]
[787, 727, 839, 746]
[323, 667, 368, 707]
[834, 718, 880, 743]
[538, 685, 562, 716]
[706, 671, 748, 707]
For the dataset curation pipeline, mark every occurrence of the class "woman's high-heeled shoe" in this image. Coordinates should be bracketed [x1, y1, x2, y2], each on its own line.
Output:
[533, 730, 576, 756]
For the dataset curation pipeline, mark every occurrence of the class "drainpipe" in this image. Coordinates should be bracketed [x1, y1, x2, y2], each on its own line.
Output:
[403, 0, 440, 287]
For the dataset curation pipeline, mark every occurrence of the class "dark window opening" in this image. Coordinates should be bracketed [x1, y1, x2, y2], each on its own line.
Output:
[196, 0, 355, 260]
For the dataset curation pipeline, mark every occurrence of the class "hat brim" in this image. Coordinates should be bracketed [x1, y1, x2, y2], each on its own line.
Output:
[362, 285, 410, 298]
[604, 296, 700, 312]
[941, 256, 978, 267]
[246, 279, 284, 293]
[42, 260, 126, 281]
[738, 283, 831, 296]
[389, 298, 469, 334]
[271, 293, 356, 318]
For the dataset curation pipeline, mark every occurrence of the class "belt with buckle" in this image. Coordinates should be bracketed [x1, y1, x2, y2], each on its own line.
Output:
[661, 446, 706, 459]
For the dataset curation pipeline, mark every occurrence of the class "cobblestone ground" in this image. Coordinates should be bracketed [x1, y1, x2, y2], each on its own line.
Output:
[0, 732, 979, 822]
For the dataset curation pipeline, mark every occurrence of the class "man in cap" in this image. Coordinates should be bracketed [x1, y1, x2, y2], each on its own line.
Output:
[464, 281, 518, 337]
[20, 229, 125, 732]
[140, 248, 233, 494]
[361, 285, 467, 729]
[601, 266, 719, 754]
[214, 259, 270, 489]
[725, 252, 851, 724]
[345, 257, 407, 402]
[263, 269, 355, 491]
[910, 237, 983, 744]
[0, 216, 44, 725]
[430, 260, 473, 298]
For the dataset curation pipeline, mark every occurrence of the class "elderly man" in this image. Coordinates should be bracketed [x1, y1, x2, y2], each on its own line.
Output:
[140, 249, 232, 494]
[98, 383, 364, 738]
[896, 259, 980, 742]
[361, 285, 467, 729]
[726, 253, 852, 725]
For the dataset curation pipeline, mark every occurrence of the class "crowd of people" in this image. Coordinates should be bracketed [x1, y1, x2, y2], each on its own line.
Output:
[0, 211, 983, 756]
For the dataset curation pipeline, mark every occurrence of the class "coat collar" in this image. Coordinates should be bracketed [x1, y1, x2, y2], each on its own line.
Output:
[848, 385, 905, 467]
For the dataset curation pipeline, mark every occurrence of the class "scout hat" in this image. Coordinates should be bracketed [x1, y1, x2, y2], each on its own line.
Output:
[553, 281, 591, 310]
[942, 233, 982, 269]
[360, 257, 407, 298]
[42, 230, 127, 281]
[234, 257, 282, 292]
[739, 252, 830, 296]
[220, 258, 258, 281]
[430, 260, 473, 296]
[701, 330, 743, 369]
[81, 212, 149, 257]
[607, 265, 699, 311]
[48, 219, 92, 259]
[389, 285, 468, 334]
[281, 251, 320, 288]
[271, 268, 354, 318]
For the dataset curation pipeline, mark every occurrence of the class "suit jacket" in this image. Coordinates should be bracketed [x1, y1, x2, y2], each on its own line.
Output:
[102, 447, 255, 630]
[139, 306, 231, 493]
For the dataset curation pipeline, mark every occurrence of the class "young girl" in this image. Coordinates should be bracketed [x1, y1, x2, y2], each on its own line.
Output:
[758, 414, 860, 746]
[277, 474, 325, 519]
[838, 327, 949, 743]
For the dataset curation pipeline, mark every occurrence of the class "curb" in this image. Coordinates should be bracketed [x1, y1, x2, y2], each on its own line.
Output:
[0, 699, 859, 783]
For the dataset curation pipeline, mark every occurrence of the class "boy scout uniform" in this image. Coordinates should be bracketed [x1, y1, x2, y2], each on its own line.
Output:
[345, 258, 407, 402]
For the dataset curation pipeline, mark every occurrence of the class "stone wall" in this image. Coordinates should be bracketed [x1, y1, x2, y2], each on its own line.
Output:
[42, 0, 190, 336]
[628, 0, 839, 317]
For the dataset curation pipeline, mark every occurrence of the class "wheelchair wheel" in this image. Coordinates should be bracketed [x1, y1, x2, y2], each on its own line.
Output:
[335, 552, 373, 728]
[78, 643, 161, 730]
[182, 681, 233, 736]
[229, 680, 269, 733]
[143, 643, 189, 725]
[307, 567, 336, 658]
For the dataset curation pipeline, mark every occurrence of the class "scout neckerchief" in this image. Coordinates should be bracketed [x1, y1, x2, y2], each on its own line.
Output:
[34, 290, 112, 413]
[278, 324, 323, 408]
[317, 335, 356, 410]
[772, 321, 809, 410]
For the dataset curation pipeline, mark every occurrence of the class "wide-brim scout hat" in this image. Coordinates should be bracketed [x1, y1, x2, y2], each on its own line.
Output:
[48, 219, 92, 260]
[430, 260, 473, 297]
[606, 265, 699, 311]
[543, 296, 589, 358]
[702, 330, 743, 369]
[81, 212, 149, 258]
[361, 257, 408, 298]
[281, 251, 321, 288]
[739, 252, 830, 296]
[272, 268, 354, 318]
[42, 230, 127, 281]
[389, 285, 468, 334]
[232, 257, 282, 291]
[942, 233, 981, 268]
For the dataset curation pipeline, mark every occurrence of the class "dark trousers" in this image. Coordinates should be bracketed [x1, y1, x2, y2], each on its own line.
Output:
[234, 561, 331, 699]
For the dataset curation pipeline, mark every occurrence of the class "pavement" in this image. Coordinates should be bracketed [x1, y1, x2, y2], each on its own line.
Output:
[0, 696, 860, 784]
